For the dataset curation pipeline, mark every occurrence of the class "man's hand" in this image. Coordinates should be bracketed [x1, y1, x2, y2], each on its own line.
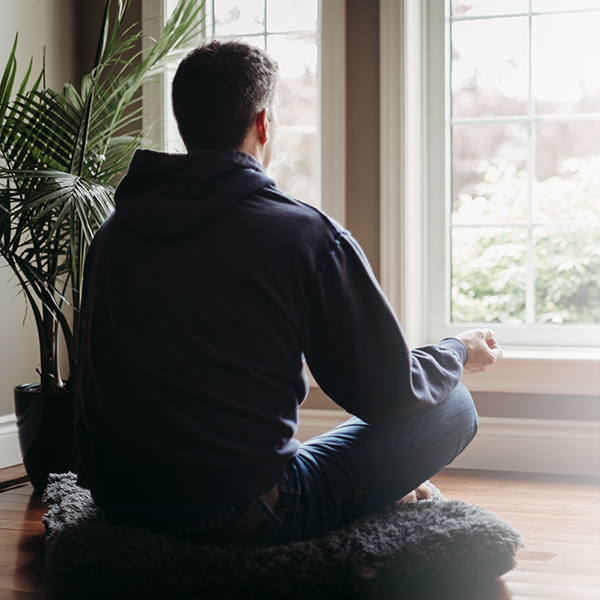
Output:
[456, 329, 503, 375]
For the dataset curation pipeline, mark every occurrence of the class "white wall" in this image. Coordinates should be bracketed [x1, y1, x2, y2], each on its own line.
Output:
[0, 0, 77, 91]
[0, 0, 77, 417]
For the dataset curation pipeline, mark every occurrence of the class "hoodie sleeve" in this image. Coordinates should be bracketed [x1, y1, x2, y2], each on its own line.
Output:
[298, 231, 468, 424]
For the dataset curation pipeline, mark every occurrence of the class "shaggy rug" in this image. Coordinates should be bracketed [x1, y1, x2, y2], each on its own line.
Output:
[42, 472, 523, 600]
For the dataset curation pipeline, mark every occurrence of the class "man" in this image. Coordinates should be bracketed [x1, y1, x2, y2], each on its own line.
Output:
[75, 40, 502, 546]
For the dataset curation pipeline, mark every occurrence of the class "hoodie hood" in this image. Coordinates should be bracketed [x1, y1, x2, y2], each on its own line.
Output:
[115, 149, 274, 239]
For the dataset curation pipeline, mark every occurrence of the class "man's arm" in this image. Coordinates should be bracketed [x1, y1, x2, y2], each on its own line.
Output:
[299, 232, 501, 423]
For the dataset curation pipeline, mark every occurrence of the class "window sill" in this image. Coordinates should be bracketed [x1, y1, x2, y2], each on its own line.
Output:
[307, 347, 600, 396]
[461, 346, 600, 396]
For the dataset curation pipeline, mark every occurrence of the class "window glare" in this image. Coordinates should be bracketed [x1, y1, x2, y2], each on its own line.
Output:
[214, 0, 264, 35]
[267, 0, 318, 32]
[451, 18, 528, 118]
[451, 0, 528, 17]
[267, 35, 317, 80]
[532, 0, 600, 11]
[532, 12, 600, 113]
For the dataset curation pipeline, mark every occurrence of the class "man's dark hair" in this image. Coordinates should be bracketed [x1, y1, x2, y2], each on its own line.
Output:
[172, 40, 279, 151]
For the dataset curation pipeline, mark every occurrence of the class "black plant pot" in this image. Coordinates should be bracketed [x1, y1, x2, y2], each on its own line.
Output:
[14, 384, 79, 494]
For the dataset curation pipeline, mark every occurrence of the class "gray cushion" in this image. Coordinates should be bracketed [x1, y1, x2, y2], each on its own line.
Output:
[42, 472, 523, 599]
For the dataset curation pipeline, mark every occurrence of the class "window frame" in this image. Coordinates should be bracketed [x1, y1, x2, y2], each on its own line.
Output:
[141, 0, 346, 224]
[379, 0, 599, 396]
[431, 0, 599, 349]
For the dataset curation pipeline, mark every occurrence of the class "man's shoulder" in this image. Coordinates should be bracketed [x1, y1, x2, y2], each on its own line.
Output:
[250, 184, 345, 238]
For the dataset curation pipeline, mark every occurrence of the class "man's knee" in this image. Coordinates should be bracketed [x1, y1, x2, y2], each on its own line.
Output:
[444, 382, 479, 452]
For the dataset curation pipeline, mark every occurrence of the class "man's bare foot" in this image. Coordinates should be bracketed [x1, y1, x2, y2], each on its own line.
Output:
[396, 483, 432, 504]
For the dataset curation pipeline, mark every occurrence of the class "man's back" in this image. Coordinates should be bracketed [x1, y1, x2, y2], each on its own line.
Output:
[76, 148, 339, 509]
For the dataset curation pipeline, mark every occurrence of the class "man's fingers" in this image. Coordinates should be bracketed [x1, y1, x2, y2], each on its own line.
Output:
[490, 346, 503, 361]
[486, 336, 501, 349]
[456, 328, 502, 375]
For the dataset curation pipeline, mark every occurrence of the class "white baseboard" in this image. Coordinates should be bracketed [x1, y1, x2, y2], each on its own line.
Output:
[450, 416, 599, 477]
[297, 409, 600, 477]
[0, 413, 22, 470]
[5, 407, 595, 477]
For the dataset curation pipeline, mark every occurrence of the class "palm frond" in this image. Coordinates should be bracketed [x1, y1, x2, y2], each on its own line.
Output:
[1, 168, 114, 235]
[0, 35, 19, 124]
[0, 0, 205, 391]
[3, 90, 81, 171]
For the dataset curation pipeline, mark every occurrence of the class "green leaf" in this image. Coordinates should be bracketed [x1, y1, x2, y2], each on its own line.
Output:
[0, 0, 206, 391]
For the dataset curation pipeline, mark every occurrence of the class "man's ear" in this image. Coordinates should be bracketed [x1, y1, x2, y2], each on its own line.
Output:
[255, 109, 269, 146]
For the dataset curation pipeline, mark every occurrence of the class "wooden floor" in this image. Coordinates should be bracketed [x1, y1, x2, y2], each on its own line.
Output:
[0, 465, 597, 599]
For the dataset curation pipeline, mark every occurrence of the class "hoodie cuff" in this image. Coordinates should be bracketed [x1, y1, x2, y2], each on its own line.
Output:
[439, 337, 469, 366]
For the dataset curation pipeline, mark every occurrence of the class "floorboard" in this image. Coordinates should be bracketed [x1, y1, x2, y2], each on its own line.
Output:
[0, 465, 597, 599]
[429, 469, 600, 600]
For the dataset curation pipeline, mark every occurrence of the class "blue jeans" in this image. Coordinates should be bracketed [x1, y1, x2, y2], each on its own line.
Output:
[252, 382, 478, 545]
[103, 383, 477, 545]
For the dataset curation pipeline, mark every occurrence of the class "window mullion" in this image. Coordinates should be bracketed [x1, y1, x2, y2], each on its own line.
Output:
[451, 6, 599, 22]
[526, 0, 535, 325]
[452, 113, 600, 126]
[263, 0, 268, 49]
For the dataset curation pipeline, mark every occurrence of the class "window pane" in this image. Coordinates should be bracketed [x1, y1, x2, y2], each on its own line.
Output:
[267, 0, 318, 32]
[267, 34, 318, 79]
[451, 18, 528, 118]
[532, 0, 600, 12]
[214, 0, 264, 35]
[452, 227, 527, 323]
[268, 34, 317, 128]
[267, 33, 318, 203]
[534, 121, 600, 221]
[443, 0, 600, 336]
[452, 123, 528, 223]
[451, 0, 528, 17]
[535, 227, 600, 324]
[269, 131, 317, 206]
[533, 13, 600, 115]
[276, 77, 317, 128]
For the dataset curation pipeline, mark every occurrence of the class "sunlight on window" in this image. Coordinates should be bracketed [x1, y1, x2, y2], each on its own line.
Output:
[449, 0, 600, 325]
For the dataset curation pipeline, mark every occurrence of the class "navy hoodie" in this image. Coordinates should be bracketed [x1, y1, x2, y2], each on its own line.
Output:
[75, 149, 467, 510]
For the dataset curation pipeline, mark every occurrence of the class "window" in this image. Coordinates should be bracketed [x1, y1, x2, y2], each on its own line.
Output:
[380, 0, 599, 395]
[429, 0, 600, 348]
[143, 0, 345, 220]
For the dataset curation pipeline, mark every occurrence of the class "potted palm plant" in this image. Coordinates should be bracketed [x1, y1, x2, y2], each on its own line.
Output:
[0, 0, 203, 493]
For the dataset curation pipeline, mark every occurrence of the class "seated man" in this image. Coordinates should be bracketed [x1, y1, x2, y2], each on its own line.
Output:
[75, 40, 502, 546]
